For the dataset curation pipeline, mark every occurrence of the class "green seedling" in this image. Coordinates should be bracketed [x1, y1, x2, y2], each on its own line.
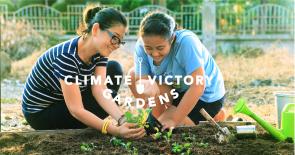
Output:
[171, 142, 192, 155]
[183, 143, 191, 148]
[183, 143, 192, 155]
[152, 127, 162, 140]
[163, 128, 173, 143]
[80, 142, 96, 152]
[124, 141, 132, 150]
[125, 108, 151, 127]
[110, 137, 138, 155]
[182, 133, 196, 142]
[197, 142, 209, 148]
[21, 119, 28, 125]
[132, 146, 138, 155]
[172, 142, 183, 153]
[110, 137, 124, 146]
[151, 127, 173, 142]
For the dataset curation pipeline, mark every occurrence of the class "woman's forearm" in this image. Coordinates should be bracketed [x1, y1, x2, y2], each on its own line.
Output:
[92, 86, 123, 121]
[72, 108, 119, 135]
[173, 67, 206, 124]
[172, 86, 204, 124]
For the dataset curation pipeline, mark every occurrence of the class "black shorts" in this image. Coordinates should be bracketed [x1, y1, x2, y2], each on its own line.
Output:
[172, 91, 225, 125]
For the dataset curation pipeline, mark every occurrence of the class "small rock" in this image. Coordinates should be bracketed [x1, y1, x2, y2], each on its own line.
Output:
[5, 116, 12, 120]
[249, 79, 272, 87]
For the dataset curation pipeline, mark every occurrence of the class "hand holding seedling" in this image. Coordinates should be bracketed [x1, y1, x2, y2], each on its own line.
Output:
[117, 123, 146, 139]
[117, 109, 152, 138]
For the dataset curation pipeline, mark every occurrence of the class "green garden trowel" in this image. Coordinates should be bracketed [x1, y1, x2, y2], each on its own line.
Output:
[234, 98, 294, 142]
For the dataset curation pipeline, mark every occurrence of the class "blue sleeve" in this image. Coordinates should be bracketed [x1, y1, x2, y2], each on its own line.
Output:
[52, 53, 78, 82]
[175, 35, 204, 75]
[134, 39, 151, 76]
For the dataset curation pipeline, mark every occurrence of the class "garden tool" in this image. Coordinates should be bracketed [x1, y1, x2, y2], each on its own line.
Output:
[234, 98, 294, 142]
[200, 108, 231, 136]
[136, 57, 144, 94]
[200, 108, 233, 144]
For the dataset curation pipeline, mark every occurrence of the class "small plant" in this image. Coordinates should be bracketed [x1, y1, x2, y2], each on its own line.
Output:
[110, 137, 124, 146]
[152, 127, 162, 140]
[183, 143, 192, 155]
[197, 142, 209, 148]
[171, 142, 192, 155]
[163, 128, 173, 143]
[172, 142, 183, 153]
[124, 108, 151, 127]
[124, 141, 132, 150]
[21, 119, 29, 125]
[80, 142, 96, 152]
[110, 137, 138, 155]
[151, 127, 173, 142]
[182, 133, 196, 142]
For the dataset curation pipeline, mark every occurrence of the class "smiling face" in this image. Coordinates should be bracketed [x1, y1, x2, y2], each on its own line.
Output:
[142, 35, 172, 64]
[92, 24, 127, 57]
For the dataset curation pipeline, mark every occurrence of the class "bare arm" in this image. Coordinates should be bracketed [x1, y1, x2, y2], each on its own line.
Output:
[172, 67, 205, 124]
[91, 66, 124, 121]
[60, 80, 120, 135]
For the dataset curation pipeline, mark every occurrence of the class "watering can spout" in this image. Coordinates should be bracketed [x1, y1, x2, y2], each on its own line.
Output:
[234, 98, 286, 141]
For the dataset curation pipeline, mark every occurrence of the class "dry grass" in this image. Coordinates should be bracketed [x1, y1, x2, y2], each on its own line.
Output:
[216, 47, 295, 87]
[224, 103, 278, 124]
[11, 51, 43, 82]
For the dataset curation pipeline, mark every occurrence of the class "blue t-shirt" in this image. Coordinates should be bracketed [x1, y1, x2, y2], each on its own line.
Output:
[134, 29, 225, 103]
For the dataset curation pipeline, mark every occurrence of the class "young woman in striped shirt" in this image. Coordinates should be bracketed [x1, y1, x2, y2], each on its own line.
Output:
[22, 5, 145, 139]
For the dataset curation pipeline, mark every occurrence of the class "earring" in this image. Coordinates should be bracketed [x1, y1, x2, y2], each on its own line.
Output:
[82, 32, 88, 40]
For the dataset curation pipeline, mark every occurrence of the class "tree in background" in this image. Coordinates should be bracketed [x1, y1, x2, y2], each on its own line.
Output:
[17, 0, 57, 8]
[1, 0, 292, 13]
[0, 0, 16, 11]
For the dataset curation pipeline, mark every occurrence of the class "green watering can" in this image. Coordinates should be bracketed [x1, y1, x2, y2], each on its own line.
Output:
[234, 98, 294, 142]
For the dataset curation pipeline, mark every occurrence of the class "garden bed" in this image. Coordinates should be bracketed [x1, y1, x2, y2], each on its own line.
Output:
[0, 122, 293, 154]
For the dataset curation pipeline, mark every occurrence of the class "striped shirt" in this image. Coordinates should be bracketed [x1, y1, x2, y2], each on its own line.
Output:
[22, 37, 108, 113]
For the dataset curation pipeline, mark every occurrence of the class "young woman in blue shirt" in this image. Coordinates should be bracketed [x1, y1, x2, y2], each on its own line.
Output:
[128, 12, 226, 130]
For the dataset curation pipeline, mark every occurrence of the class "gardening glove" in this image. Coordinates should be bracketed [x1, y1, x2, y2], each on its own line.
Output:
[144, 112, 163, 135]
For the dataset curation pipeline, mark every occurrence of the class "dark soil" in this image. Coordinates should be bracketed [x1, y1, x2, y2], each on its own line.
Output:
[0, 122, 293, 155]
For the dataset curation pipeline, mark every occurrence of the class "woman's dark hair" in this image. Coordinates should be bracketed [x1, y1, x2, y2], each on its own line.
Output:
[139, 12, 177, 39]
[77, 5, 127, 37]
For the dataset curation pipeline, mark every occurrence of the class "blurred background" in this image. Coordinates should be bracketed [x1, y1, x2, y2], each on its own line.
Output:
[0, 0, 294, 131]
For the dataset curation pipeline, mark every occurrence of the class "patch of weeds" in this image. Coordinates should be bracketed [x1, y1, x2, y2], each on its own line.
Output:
[80, 142, 96, 152]
[181, 133, 196, 142]
[110, 137, 124, 146]
[171, 142, 192, 155]
[1, 98, 19, 104]
[21, 119, 28, 125]
[163, 128, 173, 143]
[196, 142, 209, 148]
[152, 128, 173, 143]
[110, 137, 138, 155]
